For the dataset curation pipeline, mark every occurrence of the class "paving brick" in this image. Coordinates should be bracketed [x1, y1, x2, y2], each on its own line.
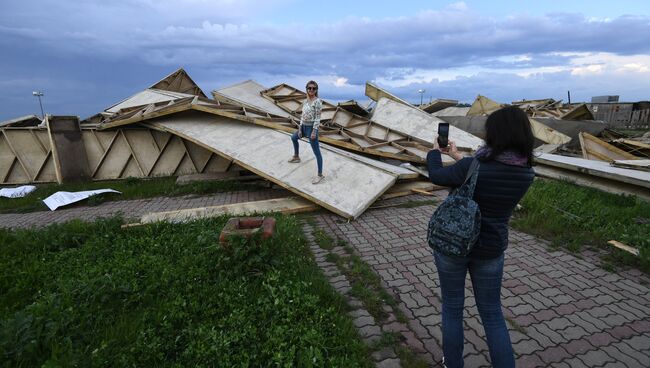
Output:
[544, 317, 574, 331]
[419, 313, 441, 327]
[576, 349, 617, 367]
[531, 308, 560, 322]
[600, 345, 643, 368]
[502, 295, 526, 308]
[609, 325, 637, 340]
[516, 353, 545, 368]
[563, 338, 595, 356]
[412, 306, 437, 318]
[537, 345, 571, 364]
[612, 341, 650, 367]
[464, 353, 490, 367]
[513, 314, 537, 327]
[371, 347, 397, 361]
[510, 303, 537, 316]
[401, 330, 426, 353]
[528, 323, 566, 346]
[623, 334, 650, 351]
[560, 357, 591, 368]
[509, 330, 529, 344]
[512, 338, 543, 355]
[628, 320, 650, 334]
[375, 358, 401, 368]
[348, 309, 371, 319]
[587, 331, 618, 348]
[570, 315, 602, 334]
[352, 315, 375, 328]
[550, 362, 572, 368]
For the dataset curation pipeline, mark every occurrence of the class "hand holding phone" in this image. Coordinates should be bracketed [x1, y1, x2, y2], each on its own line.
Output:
[437, 123, 449, 148]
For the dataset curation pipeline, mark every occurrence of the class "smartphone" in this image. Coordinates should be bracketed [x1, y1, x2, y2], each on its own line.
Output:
[437, 123, 449, 148]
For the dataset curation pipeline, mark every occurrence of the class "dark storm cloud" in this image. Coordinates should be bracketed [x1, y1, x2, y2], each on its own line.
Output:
[1, 1, 649, 120]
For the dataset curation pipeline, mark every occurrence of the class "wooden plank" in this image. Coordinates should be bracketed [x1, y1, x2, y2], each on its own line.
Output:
[534, 144, 561, 154]
[534, 165, 650, 202]
[370, 97, 484, 151]
[149, 68, 207, 98]
[187, 105, 419, 178]
[142, 197, 317, 224]
[260, 85, 433, 163]
[0, 128, 57, 184]
[105, 89, 195, 114]
[536, 153, 650, 188]
[176, 172, 259, 185]
[365, 82, 413, 106]
[2, 132, 33, 182]
[607, 240, 640, 256]
[612, 159, 650, 172]
[379, 180, 444, 199]
[46, 116, 91, 183]
[411, 188, 435, 196]
[561, 103, 594, 120]
[421, 99, 458, 114]
[579, 132, 639, 162]
[127, 197, 318, 226]
[212, 80, 291, 118]
[432, 106, 470, 117]
[148, 111, 398, 219]
[338, 100, 369, 116]
[467, 95, 504, 116]
[529, 118, 571, 145]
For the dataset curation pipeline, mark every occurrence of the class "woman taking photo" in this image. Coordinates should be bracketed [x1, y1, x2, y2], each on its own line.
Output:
[288, 80, 324, 184]
[427, 106, 535, 368]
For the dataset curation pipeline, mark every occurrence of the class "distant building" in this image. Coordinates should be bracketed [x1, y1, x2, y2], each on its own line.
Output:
[585, 98, 650, 128]
[591, 95, 619, 103]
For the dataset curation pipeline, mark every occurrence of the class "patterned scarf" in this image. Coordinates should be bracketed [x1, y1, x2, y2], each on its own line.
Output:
[474, 146, 529, 167]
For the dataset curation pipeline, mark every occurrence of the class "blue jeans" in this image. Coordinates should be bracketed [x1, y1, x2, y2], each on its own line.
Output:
[291, 125, 323, 175]
[434, 251, 514, 368]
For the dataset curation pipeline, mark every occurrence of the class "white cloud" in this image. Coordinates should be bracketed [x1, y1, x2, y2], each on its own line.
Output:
[619, 63, 650, 73]
[571, 64, 605, 76]
[447, 2, 468, 11]
[333, 77, 349, 87]
[2, 2, 650, 119]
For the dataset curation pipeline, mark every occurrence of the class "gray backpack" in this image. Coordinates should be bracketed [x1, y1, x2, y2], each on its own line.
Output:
[427, 159, 481, 257]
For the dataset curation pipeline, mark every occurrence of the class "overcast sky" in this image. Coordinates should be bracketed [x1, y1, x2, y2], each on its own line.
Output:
[1, 0, 649, 121]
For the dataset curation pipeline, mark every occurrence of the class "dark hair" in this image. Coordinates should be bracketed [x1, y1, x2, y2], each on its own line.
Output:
[483, 105, 534, 165]
[306, 80, 319, 97]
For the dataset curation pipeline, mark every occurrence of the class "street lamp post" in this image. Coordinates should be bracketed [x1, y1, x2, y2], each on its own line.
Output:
[32, 91, 45, 119]
[417, 89, 426, 106]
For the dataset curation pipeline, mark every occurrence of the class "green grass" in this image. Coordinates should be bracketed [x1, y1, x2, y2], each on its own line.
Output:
[511, 178, 650, 273]
[0, 215, 372, 367]
[0, 176, 268, 214]
[315, 231, 427, 367]
[325, 241, 407, 325]
[313, 228, 335, 250]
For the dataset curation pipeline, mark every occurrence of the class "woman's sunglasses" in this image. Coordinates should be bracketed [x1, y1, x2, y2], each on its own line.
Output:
[307, 87, 317, 91]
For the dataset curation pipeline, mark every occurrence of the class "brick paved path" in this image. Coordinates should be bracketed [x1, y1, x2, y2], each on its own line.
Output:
[2, 190, 649, 367]
[311, 193, 650, 368]
[0, 188, 290, 229]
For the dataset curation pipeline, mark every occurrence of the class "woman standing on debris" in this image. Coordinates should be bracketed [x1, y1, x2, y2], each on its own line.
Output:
[288, 80, 324, 184]
[427, 106, 535, 368]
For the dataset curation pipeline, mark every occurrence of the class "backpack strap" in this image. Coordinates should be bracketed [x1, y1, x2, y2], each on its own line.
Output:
[457, 158, 480, 197]
[462, 158, 479, 184]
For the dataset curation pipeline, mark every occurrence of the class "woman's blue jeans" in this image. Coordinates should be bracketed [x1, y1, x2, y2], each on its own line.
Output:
[434, 251, 514, 368]
[291, 125, 323, 175]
